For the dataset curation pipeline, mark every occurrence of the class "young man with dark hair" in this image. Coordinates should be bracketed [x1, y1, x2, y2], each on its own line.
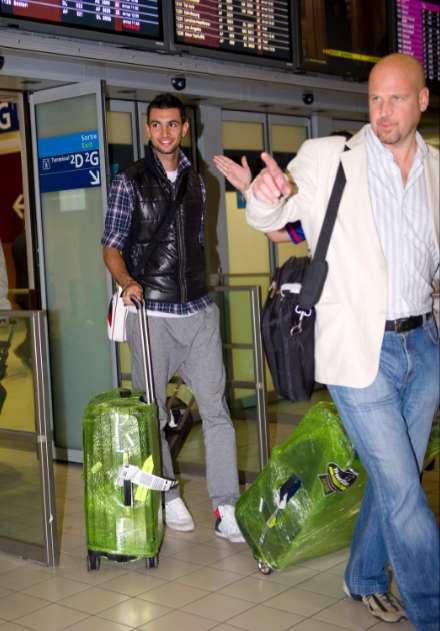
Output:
[102, 93, 244, 542]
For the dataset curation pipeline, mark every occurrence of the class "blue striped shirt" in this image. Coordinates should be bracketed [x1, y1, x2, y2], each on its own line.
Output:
[102, 148, 212, 315]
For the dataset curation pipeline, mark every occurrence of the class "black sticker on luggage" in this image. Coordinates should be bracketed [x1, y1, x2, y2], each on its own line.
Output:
[275, 474, 302, 509]
[258, 474, 302, 544]
[318, 462, 358, 496]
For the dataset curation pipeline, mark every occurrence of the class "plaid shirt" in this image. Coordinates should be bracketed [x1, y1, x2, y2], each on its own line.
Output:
[102, 148, 212, 315]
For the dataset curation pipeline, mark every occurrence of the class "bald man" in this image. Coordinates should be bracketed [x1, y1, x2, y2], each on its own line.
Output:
[246, 54, 439, 630]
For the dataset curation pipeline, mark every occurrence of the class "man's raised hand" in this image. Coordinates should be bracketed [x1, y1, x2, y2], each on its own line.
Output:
[252, 152, 292, 204]
[213, 154, 252, 194]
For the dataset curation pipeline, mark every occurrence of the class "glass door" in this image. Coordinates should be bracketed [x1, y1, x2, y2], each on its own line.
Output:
[268, 115, 310, 268]
[107, 99, 139, 177]
[220, 113, 270, 421]
[0, 91, 57, 565]
[0, 310, 57, 565]
[221, 113, 269, 279]
[106, 100, 139, 388]
[30, 82, 116, 461]
[265, 115, 326, 447]
[218, 112, 311, 470]
[0, 310, 58, 565]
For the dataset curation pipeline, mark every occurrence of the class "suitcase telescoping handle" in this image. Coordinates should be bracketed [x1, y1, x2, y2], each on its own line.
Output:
[130, 297, 155, 406]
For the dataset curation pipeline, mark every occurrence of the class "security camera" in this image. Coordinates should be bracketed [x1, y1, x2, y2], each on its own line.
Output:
[0, 56, 4, 71]
[302, 92, 314, 105]
[171, 76, 186, 91]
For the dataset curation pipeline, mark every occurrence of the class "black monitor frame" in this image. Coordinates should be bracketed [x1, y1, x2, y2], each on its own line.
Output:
[169, 0, 298, 70]
[294, 0, 393, 83]
[0, 0, 168, 53]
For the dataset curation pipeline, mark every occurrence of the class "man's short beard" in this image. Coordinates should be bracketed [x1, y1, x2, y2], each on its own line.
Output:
[376, 128, 401, 146]
[151, 142, 179, 156]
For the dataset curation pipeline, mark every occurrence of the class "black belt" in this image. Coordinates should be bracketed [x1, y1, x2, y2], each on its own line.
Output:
[385, 313, 430, 333]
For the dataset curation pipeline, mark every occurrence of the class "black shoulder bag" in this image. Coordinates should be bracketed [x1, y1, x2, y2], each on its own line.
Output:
[261, 159, 347, 402]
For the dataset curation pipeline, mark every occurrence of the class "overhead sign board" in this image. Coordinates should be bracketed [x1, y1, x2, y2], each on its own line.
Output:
[37, 130, 101, 193]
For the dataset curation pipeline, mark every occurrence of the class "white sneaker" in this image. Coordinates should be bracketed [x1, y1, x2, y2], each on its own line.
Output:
[214, 505, 245, 543]
[165, 497, 195, 532]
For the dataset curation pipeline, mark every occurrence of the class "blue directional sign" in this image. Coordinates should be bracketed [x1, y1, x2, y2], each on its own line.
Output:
[37, 130, 101, 193]
[0, 102, 19, 133]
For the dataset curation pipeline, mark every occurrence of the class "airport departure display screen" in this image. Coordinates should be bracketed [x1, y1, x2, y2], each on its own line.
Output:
[173, 0, 292, 62]
[395, 0, 440, 82]
[0, 0, 162, 40]
[299, 0, 389, 80]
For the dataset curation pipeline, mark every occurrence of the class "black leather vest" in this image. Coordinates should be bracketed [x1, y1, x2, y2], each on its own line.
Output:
[122, 147, 207, 303]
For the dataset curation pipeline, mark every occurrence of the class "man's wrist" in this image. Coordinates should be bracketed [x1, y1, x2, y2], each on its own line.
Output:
[243, 183, 252, 200]
[121, 278, 141, 294]
[284, 172, 298, 197]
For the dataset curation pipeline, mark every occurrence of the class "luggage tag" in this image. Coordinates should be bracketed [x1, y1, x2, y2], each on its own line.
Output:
[117, 463, 178, 493]
[280, 282, 302, 296]
[107, 286, 128, 342]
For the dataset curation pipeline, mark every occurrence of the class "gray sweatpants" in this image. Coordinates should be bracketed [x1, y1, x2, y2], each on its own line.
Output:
[126, 303, 240, 509]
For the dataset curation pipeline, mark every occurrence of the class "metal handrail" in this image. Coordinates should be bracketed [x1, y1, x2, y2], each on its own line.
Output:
[220, 273, 270, 279]
[212, 284, 269, 468]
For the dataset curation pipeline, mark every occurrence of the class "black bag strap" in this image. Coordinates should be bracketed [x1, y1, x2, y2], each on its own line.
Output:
[313, 158, 347, 263]
[298, 146, 348, 309]
[142, 171, 188, 267]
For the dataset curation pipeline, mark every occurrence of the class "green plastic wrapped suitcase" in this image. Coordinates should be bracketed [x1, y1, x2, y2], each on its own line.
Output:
[83, 299, 176, 570]
[235, 401, 367, 574]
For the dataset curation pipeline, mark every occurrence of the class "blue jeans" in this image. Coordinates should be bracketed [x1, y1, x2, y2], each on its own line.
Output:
[328, 317, 439, 631]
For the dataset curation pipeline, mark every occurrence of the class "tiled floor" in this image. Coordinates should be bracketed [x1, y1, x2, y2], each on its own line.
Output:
[2, 453, 438, 631]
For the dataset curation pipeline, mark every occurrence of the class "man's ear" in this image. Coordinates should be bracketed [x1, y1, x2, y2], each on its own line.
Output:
[181, 120, 190, 138]
[145, 122, 151, 140]
[419, 86, 429, 113]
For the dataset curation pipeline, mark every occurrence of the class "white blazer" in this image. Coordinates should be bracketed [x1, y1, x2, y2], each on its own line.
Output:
[246, 126, 440, 388]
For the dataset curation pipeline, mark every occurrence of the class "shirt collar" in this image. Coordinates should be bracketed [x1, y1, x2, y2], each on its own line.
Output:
[149, 143, 191, 180]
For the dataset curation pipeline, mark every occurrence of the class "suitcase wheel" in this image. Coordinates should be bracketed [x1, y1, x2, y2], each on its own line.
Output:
[257, 560, 272, 575]
[145, 555, 159, 569]
[87, 551, 101, 571]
